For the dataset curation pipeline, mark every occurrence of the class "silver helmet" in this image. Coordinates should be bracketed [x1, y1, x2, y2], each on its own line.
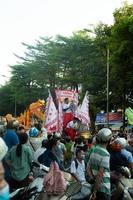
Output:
[96, 128, 112, 143]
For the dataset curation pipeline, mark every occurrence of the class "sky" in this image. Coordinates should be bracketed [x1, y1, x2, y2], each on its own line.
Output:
[0, 0, 133, 85]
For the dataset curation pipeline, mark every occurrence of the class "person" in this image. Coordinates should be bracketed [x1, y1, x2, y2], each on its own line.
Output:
[38, 138, 60, 168]
[5, 133, 33, 189]
[41, 127, 47, 140]
[3, 121, 19, 150]
[110, 137, 133, 176]
[70, 148, 86, 182]
[54, 133, 66, 169]
[3, 121, 19, 182]
[71, 137, 84, 159]
[87, 128, 112, 200]
[29, 123, 43, 151]
[126, 137, 133, 156]
[29, 125, 39, 137]
[64, 136, 73, 167]
[17, 126, 25, 135]
[65, 118, 79, 141]
[0, 137, 9, 200]
[34, 139, 47, 162]
[44, 161, 67, 196]
[85, 136, 98, 165]
[62, 98, 74, 129]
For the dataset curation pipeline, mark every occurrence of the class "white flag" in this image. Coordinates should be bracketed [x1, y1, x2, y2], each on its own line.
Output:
[45, 93, 58, 133]
[58, 100, 63, 132]
[78, 92, 90, 126]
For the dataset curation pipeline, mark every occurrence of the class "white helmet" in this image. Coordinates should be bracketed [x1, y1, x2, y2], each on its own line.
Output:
[55, 132, 61, 138]
[96, 128, 112, 143]
[115, 137, 127, 148]
[0, 137, 8, 160]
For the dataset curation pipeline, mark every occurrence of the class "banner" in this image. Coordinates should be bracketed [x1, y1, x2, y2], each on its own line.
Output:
[45, 93, 58, 133]
[95, 112, 122, 124]
[125, 107, 133, 125]
[78, 92, 90, 126]
[55, 89, 78, 103]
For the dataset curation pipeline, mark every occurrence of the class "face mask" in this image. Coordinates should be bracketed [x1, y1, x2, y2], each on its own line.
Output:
[0, 184, 9, 200]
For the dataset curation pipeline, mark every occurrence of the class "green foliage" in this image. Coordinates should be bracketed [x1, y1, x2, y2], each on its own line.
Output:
[1, 2, 133, 120]
[109, 2, 133, 108]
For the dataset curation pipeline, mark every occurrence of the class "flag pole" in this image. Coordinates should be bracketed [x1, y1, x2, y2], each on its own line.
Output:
[107, 48, 109, 128]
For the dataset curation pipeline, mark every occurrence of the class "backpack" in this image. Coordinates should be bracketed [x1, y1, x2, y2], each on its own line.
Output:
[74, 159, 79, 169]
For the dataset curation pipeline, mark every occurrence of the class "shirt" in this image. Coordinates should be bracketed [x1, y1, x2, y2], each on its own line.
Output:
[121, 149, 133, 163]
[34, 147, 46, 161]
[70, 159, 86, 182]
[88, 145, 111, 195]
[62, 103, 71, 113]
[54, 142, 66, 161]
[6, 144, 33, 181]
[3, 129, 19, 150]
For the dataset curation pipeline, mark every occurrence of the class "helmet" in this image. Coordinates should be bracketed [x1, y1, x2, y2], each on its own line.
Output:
[96, 128, 112, 143]
[55, 132, 61, 139]
[29, 127, 39, 137]
[0, 137, 8, 160]
[115, 138, 127, 148]
[12, 120, 19, 128]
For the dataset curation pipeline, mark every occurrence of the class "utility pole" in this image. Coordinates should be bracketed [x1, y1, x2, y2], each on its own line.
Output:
[107, 48, 110, 128]
[14, 96, 17, 117]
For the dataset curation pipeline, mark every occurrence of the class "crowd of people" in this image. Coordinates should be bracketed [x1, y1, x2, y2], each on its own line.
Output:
[0, 117, 133, 200]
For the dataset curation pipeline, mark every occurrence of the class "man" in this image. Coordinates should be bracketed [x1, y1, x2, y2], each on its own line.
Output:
[111, 137, 133, 176]
[65, 118, 79, 141]
[87, 128, 112, 200]
[70, 148, 86, 182]
[62, 98, 74, 129]
[126, 138, 133, 156]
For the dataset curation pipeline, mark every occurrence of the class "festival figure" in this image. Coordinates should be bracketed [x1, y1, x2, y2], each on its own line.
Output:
[62, 98, 74, 129]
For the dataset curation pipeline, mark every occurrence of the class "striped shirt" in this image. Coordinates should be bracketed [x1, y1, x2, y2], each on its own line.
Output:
[88, 145, 111, 195]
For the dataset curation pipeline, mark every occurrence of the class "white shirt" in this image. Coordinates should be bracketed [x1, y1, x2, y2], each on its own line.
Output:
[70, 159, 86, 182]
[62, 103, 71, 113]
[34, 147, 46, 161]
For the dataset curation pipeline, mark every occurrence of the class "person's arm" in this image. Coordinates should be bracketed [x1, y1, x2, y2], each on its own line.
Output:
[127, 152, 133, 176]
[93, 167, 104, 193]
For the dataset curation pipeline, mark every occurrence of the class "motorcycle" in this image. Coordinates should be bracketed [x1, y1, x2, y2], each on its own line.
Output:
[10, 162, 92, 200]
[111, 167, 133, 200]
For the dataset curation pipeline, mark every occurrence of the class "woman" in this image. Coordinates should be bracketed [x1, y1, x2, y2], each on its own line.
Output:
[6, 133, 33, 189]
[38, 138, 60, 168]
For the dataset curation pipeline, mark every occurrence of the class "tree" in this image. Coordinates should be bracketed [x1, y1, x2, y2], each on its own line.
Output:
[109, 2, 133, 110]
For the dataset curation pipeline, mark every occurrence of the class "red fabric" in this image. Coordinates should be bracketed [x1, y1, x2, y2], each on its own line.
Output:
[65, 127, 76, 141]
[63, 113, 74, 128]
[88, 144, 93, 149]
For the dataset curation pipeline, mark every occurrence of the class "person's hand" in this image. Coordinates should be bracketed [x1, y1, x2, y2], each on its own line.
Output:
[89, 191, 96, 200]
